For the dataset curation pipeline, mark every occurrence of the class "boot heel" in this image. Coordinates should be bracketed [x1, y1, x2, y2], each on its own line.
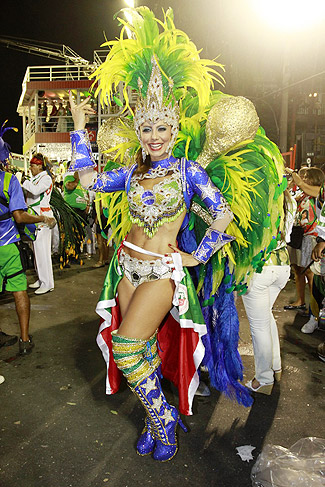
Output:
[178, 418, 188, 433]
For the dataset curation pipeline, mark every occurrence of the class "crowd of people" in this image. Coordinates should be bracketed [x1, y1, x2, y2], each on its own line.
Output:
[0, 126, 111, 383]
[0, 6, 324, 463]
[38, 100, 74, 132]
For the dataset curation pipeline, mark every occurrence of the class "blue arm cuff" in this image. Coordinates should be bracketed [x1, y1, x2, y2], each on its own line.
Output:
[69, 130, 96, 172]
[193, 227, 235, 264]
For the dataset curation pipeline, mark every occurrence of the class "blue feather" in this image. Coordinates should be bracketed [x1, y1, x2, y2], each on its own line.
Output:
[178, 224, 253, 407]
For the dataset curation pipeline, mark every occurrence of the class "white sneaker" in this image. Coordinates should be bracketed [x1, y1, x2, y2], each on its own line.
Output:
[0, 375, 5, 385]
[301, 315, 318, 334]
[34, 286, 54, 295]
[29, 280, 40, 289]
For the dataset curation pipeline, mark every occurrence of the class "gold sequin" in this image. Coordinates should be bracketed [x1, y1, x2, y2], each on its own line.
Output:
[97, 118, 132, 164]
[197, 96, 260, 168]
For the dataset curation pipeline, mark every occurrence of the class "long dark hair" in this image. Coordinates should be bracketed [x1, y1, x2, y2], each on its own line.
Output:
[303, 167, 324, 187]
[135, 151, 152, 175]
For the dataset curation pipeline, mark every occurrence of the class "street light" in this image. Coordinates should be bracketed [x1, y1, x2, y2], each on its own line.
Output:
[124, 0, 135, 7]
[249, 0, 325, 32]
[250, 0, 325, 154]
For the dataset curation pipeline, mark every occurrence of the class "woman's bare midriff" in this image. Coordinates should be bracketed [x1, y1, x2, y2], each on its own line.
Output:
[125, 208, 186, 260]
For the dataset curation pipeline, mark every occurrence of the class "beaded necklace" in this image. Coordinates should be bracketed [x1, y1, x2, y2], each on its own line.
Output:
[128, 159, 186, 238]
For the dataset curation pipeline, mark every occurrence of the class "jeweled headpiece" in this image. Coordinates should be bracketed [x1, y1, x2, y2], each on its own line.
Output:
[134, 57, 180, 158]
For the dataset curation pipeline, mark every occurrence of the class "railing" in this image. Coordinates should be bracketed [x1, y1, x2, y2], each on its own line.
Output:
[25, 115, 79, 136]
[25, 119, 36, 141]
[24, 105, 130, 141]
[93, 50, 110, 65]
[282, 144, 296, 170]
[18, 64, 97, 113]
[22, 64, 96, 83]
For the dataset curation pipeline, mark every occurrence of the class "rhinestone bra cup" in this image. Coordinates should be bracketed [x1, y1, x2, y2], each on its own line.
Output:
[128, 163, 186, 238]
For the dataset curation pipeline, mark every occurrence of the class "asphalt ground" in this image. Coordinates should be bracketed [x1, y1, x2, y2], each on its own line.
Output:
[0, 257, 324, 487]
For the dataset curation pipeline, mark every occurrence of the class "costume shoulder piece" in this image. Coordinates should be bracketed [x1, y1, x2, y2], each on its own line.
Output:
[174, 93, 285, 295]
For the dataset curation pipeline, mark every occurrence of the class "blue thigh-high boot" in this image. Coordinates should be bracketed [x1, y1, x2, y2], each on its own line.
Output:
[136, 334, 161, 456]
[112, 332, 187, 461]
[133, 370, 187, 462]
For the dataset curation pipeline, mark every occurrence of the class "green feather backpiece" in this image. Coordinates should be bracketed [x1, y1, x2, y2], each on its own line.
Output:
[91, 8, 285, 294]
[171, 86, 285, 295]
[192, 129, 285, 296]
[94, 160, 131, 247]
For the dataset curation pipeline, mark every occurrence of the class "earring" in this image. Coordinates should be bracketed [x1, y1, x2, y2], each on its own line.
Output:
[167, 127, 178, 158]
[142, 148, 147, 162]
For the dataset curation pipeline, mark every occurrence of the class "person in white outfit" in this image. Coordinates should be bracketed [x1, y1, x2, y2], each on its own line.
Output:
[242, 190, 297, 394]
[22, 154, 55, 294]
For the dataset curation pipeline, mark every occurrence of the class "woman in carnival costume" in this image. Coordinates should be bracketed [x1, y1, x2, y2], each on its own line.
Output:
[68, 7, 286, 461]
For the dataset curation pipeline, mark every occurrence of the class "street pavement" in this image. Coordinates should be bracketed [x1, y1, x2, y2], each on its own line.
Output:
[0, 256, 324, 487]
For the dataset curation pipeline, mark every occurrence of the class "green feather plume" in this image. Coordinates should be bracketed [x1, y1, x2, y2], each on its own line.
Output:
[91, 7, 225, 112]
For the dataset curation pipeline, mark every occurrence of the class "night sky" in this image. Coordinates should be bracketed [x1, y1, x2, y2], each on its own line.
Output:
[1, 0, 325, 152]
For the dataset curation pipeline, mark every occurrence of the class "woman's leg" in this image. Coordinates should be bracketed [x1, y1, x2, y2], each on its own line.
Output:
[112, 278, 186, 461]
[291, 264, 306, 306]
[305, 268, 314, 302]
[267, 266, 290, 373]
[117, 277, 175, 339]
[242, 267, 275, 385]
[94, 233, 104, 266]
[102, 235, 110, 263]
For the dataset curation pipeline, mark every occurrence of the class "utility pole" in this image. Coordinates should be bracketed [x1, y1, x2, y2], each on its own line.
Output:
[279, 45, 290, 153]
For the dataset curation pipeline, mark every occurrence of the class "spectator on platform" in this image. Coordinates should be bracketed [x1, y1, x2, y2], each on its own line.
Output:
[66, 102, 74, 132]
[38, 102, 47, 132]
[56, 102, 67, 133]
[48, 101, 58, 132]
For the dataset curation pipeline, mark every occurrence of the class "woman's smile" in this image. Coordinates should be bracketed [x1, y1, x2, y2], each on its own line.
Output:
[140, 121, 172, 161]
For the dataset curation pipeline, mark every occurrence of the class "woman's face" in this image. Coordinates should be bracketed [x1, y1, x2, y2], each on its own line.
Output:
[139, 121, 172, 161]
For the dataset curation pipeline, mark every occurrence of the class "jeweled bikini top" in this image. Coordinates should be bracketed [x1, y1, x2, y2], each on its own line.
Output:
[127, 159, 186, 238]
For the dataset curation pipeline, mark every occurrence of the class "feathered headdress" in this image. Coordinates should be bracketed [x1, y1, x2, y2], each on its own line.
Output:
[0, 120, 18, 163]
[91, 7, 225, 157]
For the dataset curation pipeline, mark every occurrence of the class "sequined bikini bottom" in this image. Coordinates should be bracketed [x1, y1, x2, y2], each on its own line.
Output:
[119, 248, 173, 288]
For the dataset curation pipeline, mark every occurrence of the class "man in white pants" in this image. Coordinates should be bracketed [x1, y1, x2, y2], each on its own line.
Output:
[22, 154, 55, 294]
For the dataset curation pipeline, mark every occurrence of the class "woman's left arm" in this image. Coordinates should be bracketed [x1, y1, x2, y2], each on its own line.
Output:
[192, 163, 235, 263]
[169, 161, 235, 266]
